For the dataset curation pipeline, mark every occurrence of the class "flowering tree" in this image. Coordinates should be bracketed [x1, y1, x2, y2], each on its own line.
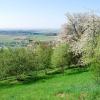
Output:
[58, 12, 100, 65]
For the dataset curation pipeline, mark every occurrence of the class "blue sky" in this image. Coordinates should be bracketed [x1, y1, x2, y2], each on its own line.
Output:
[0, 0, 100, 29]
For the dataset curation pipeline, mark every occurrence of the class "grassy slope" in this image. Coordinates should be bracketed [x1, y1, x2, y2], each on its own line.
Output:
[0, 71, 100, 100]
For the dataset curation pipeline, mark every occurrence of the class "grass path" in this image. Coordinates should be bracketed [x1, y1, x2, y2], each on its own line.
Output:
[0, 71, 100, 100]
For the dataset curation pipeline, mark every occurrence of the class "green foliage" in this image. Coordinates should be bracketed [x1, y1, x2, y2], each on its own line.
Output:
[91, 36, 100, 84]
[35, 44, 52, 74]
[0, 43, 60, 80]
[0, 48, 37, 80]
[82, 34, 100, 84]
[9, 48, 36, 76]
[0, 48, 12, 79]
[91, 63, 100, 84]
[51, 43, 70, 73]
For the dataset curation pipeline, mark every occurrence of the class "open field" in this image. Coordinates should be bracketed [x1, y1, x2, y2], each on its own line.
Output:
[0, 34, 56, 42]
[0, 35, 27, 42]
[29, 35, 57, 41]
[0, 34, 57, 47]
[0, 70, 100, 100]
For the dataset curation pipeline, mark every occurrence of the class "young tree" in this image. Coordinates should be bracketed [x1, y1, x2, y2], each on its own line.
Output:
[51, 43, 70, 73]
[0, 48, 37, 80]
[0, 48, 12, 79]
[82, 34, 100, 84]
[35, 43, 52, 74]
[9, 48, 37, 79]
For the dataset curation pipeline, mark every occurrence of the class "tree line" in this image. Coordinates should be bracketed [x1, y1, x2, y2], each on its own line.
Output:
[0, 43, 71, 81]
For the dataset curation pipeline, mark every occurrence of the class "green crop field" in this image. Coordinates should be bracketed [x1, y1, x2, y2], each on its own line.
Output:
[29, 35, 57, 41]
[0, 34, 56, 47]
[0, 34, 56, 42]
[0, 70, 99, 100]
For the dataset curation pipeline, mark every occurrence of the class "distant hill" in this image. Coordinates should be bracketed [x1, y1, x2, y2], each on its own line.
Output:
[0, 29, 59, 36]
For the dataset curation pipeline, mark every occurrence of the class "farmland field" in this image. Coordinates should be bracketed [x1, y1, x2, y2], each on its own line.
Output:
[0, 34, 57, 42]
[0, 34, 57, 47]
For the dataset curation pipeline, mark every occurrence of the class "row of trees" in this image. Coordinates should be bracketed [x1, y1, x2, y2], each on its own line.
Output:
[0, 43, 70, 80]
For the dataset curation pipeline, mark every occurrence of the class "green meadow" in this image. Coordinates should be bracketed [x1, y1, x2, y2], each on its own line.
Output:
[0, 70, 100, 100]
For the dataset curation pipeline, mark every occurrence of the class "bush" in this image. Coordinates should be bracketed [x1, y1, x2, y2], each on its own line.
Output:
[0, 45, 53, 80]
[0, 48, 37, 80]
[91, 63, 100, 84]
[51, 43, 70, 73]
[0, 48, 12, 79]
[35, 43, 52, 74]
[83, 34, 100, 84]
[91, 38, 100, 84]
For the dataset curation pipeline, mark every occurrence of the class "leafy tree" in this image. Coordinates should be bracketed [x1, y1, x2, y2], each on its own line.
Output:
[82, 34, 100, 84]
[58, 12, 100, 66]
[35, 43, 52, 74]
[0, 48, 12, 79]
[9, 48, 37, 79]
[0, 48, 37, 80]
[51, 43, 70, 73]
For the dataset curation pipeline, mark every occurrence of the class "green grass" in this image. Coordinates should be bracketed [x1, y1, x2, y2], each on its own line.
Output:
[29, 35, 57, 41]
[0, 71, 100, 100]
[0, 35, 26, 40]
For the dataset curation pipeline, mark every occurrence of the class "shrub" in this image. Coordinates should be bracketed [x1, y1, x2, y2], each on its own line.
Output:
[0, 48, 12, 79]
[9, 48, 37, 79]
[0, 48, 37, 80]
[82, 34, 100, 84]
[91, 37, 100, 84]
[35, 43, 52, 74]
[51, 43, 70, 73]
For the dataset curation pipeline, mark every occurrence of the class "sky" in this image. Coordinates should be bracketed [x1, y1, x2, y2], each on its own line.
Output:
[0, 0, 100, 29]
